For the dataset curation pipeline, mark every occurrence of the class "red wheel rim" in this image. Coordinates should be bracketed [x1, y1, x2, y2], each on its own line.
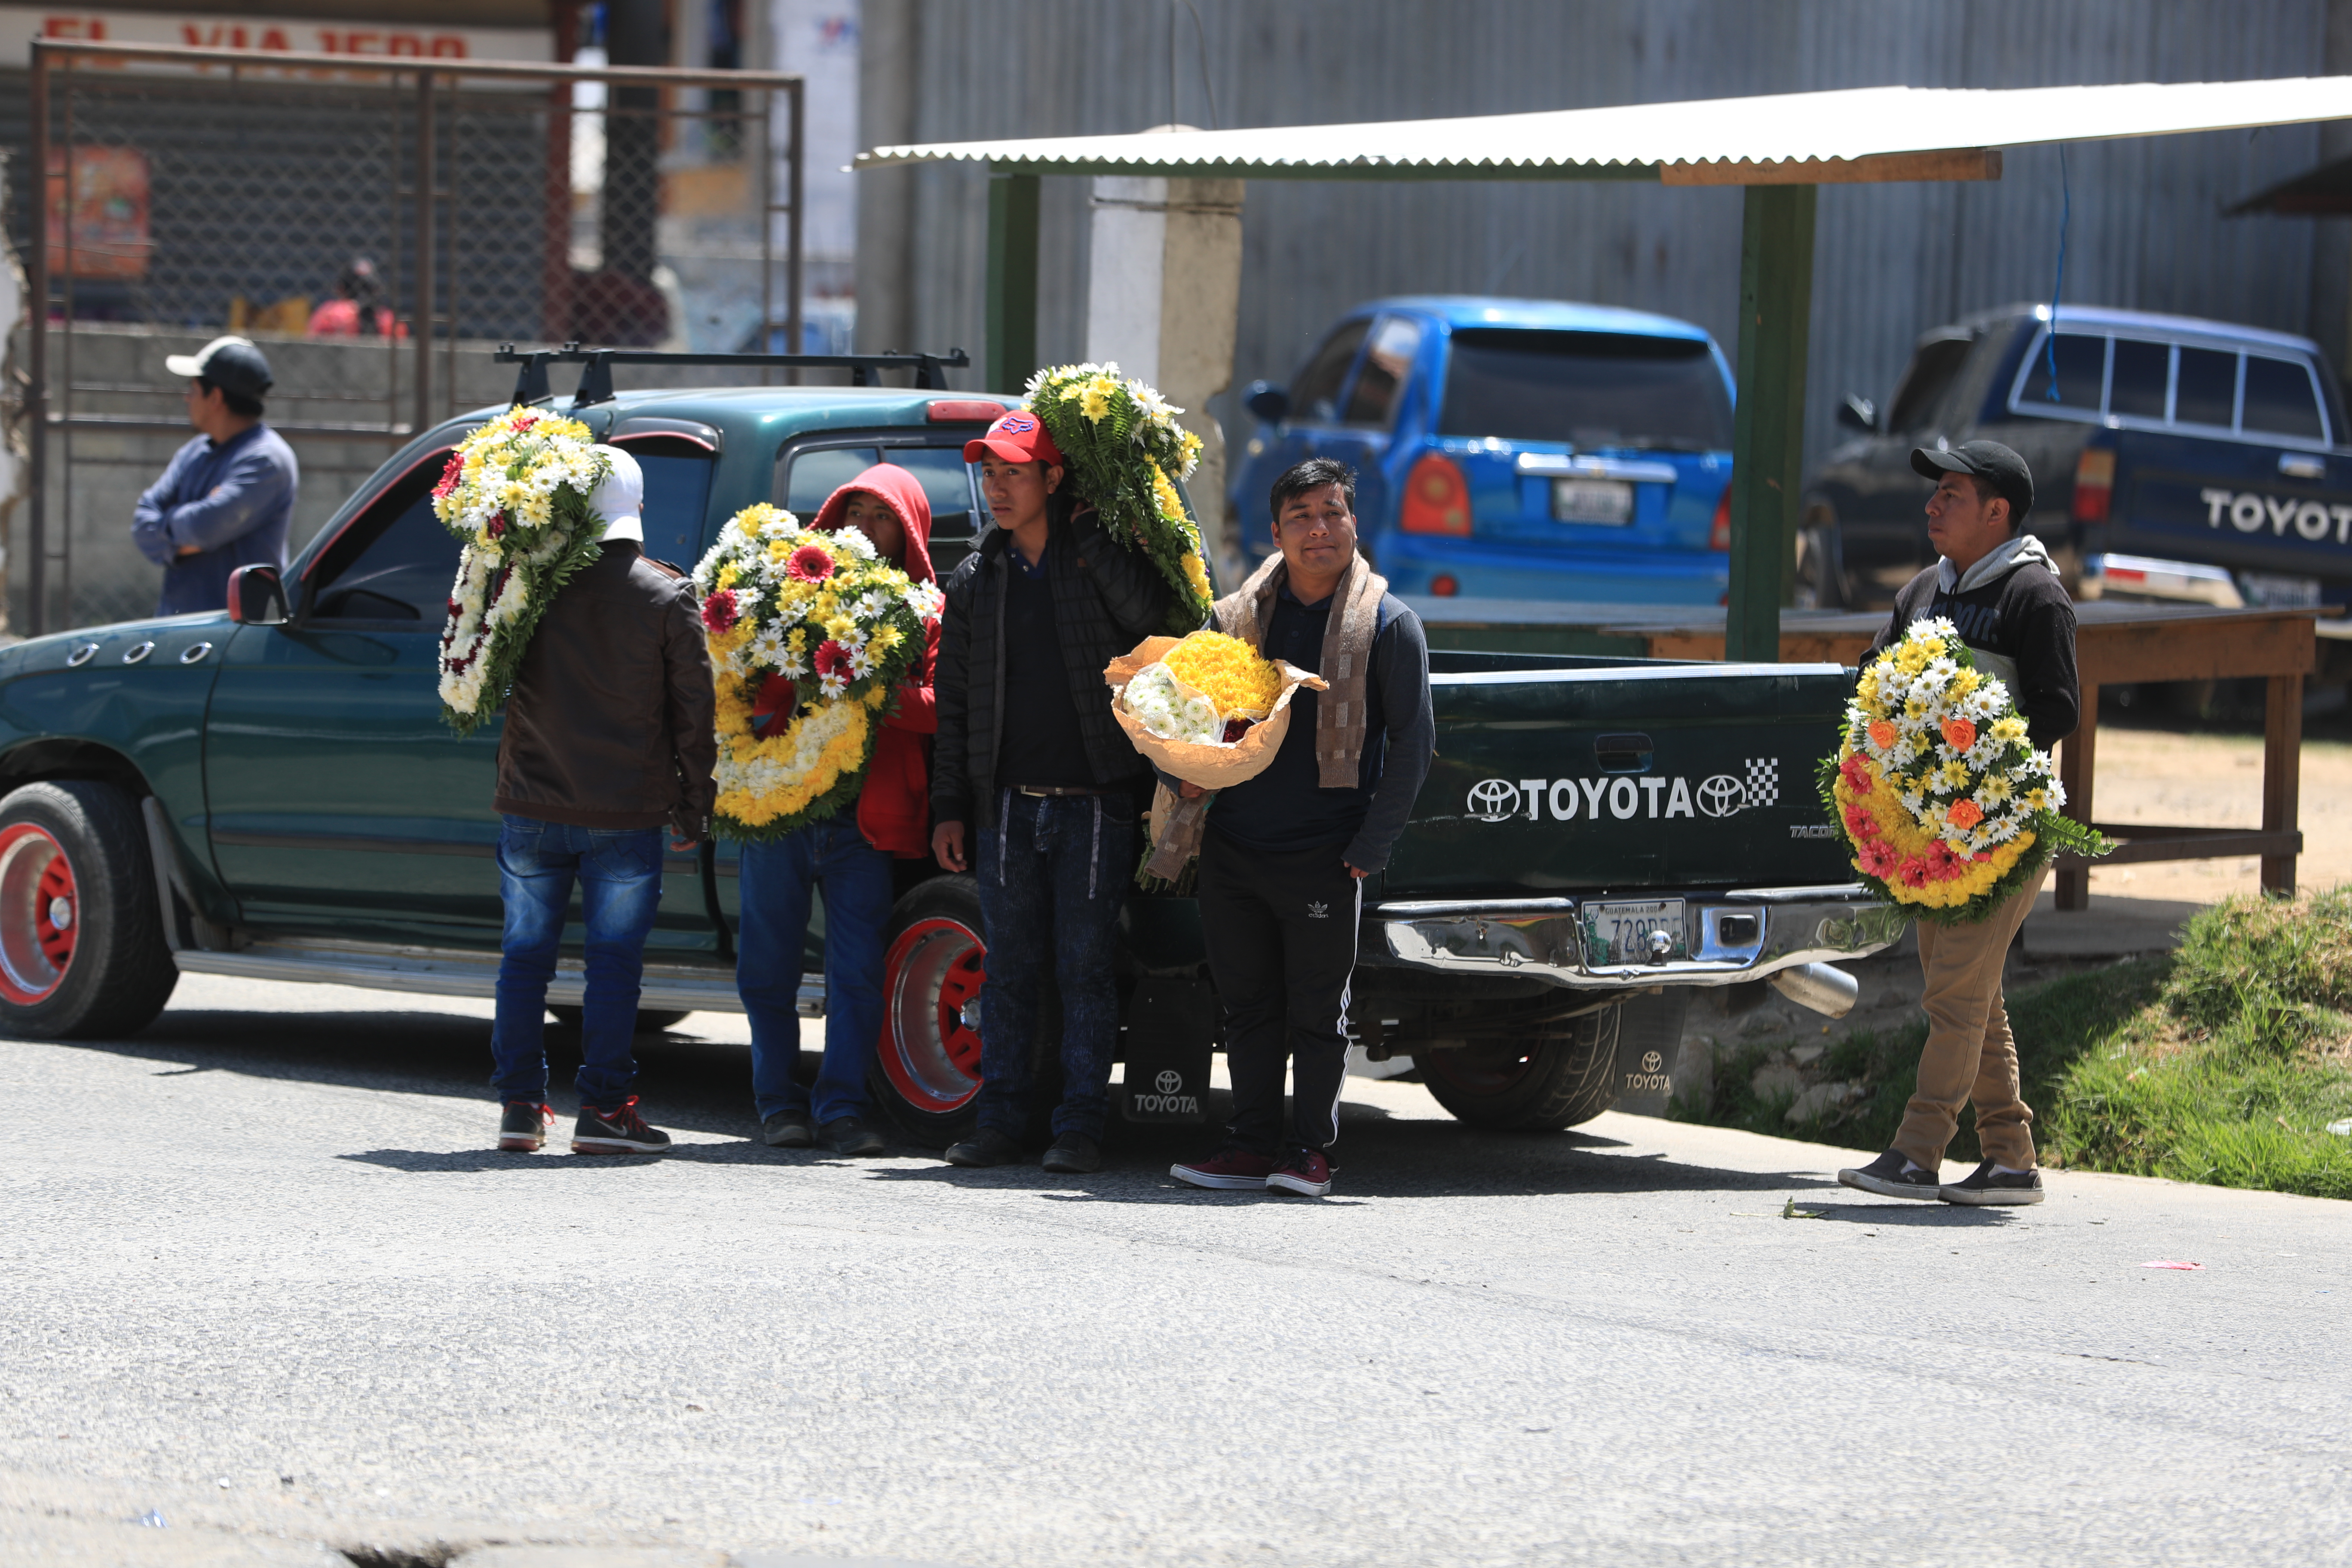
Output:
[0, 824, 77, 1005]
[1423, 1042, 1537, 1097]
[878, 914, 987, 1115]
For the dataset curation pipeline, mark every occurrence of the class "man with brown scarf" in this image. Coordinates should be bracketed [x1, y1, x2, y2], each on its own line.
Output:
[1170, 457, 1433, 1198]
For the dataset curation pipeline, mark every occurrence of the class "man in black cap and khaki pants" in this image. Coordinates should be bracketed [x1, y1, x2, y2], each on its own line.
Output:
[1840, 440, 2078, 1207]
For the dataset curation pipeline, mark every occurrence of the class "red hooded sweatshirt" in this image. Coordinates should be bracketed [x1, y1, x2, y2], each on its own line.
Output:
[752, 463, 939, 856]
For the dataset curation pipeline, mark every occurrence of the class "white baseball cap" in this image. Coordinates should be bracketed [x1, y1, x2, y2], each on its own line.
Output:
[590, 446, 644, 542]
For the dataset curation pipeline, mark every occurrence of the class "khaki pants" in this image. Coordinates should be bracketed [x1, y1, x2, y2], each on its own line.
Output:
[1893, 869, 2047, 1173]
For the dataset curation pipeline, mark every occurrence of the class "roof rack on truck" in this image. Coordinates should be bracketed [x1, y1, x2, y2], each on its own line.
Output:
[494, 343, 974, 410]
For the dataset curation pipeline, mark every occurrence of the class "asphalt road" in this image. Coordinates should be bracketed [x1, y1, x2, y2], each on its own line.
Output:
[4, 974, 2348, 1568]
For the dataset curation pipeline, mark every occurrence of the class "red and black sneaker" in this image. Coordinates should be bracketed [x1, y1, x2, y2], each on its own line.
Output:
[1170, 1148, 1277, 1191]
[1266, 1149, 1333, 1197]
[498, 1101, 555, 1152]
[571, 1096, 672, 1155]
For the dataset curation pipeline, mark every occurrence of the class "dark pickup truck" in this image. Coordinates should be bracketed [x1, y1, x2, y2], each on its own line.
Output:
[1805, 303, 2352, 649]
[0, 361, 1901, 1143]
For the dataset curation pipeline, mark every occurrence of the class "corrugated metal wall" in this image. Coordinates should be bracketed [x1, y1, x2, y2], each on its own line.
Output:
[867, 0, 2346, 482]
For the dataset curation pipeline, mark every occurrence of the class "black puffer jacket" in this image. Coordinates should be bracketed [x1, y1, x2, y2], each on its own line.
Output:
[494, 542, 717, 836]
[933, 507, 1172, 830]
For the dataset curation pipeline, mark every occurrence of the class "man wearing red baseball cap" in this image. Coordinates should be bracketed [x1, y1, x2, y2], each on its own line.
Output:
[931, 408, 1173, 1173]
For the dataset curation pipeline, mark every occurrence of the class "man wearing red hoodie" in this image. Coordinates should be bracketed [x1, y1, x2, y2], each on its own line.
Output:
[738, 464, 939, 1156]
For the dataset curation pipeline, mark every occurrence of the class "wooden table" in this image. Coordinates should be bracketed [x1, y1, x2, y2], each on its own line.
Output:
[1415, 598, 2321, 910]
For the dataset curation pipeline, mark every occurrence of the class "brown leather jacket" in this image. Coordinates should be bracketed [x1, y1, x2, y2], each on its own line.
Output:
[493, 542, 717, 836]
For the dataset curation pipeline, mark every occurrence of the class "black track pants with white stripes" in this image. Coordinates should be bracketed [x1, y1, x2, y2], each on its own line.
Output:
[1197, 826, 1361, 1157]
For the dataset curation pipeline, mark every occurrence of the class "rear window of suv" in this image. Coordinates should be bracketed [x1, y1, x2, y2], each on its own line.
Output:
[2011, 326, 2331, 442]
[1437, 329, 1733, 451]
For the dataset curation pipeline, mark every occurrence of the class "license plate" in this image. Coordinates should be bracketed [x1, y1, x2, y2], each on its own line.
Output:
[2238, 571, 2322, 608]
[1584, 898, 1687, 967]
[1553, 478, 1634, 525]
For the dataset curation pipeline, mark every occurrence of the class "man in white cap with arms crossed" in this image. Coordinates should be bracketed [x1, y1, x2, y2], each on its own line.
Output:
[133, 335, 299, 615]
[487, 446, 717, 1156]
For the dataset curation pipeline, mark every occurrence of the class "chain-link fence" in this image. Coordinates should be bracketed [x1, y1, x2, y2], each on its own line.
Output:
[10, 40, 803, 633]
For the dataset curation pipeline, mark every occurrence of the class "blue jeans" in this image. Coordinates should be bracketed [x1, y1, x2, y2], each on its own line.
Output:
[490, 815, 666, 1109]
[974, 790, 1134, 1140]
[738, 817, 894, 1126]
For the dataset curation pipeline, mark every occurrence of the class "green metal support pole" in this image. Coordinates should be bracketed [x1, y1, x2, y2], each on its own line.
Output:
[1724, 183, 1816, 664]
[985, 171, 1041, 394]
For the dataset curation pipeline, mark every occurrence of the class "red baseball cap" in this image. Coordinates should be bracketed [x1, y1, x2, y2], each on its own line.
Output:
[962, 408, 1063, 466]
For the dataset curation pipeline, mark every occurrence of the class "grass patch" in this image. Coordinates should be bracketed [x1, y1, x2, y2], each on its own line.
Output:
[1672, 888, 2352, 1200]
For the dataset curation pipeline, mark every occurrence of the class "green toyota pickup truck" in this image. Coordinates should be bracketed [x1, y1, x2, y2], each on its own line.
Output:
[0, 355, 1903, 1141]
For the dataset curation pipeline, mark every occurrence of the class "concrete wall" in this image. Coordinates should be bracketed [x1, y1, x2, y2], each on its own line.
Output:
[858, 0, 2352, 522]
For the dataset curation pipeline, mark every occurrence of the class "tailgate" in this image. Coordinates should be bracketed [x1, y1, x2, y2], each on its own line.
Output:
[2105, 428, 2352, 582]
[1382, 659, 1854, 898]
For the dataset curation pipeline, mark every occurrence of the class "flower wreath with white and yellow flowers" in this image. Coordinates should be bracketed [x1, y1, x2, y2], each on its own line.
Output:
[692, 503, 942, 841]
[1023, 362, 1213, 632]
[1822, 616, 2107, 924]
[432, 406, 612, 736]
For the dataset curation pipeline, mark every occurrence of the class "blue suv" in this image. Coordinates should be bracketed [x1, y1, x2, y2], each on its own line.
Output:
[1230, 297, 1736, 603]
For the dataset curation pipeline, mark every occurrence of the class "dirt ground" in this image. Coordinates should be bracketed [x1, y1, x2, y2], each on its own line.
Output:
[2081, 720, 2352, 899]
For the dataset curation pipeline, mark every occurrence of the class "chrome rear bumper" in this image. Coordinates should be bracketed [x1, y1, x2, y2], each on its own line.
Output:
[1370, 885, 1905, 992]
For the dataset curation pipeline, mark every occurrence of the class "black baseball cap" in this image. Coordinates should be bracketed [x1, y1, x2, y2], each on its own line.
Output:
[165, 335, 273, 401]
[1911, 440, 2032, 524]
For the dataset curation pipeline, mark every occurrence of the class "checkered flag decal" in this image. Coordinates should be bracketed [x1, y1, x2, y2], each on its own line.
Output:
[1744, 758, 1780, 808]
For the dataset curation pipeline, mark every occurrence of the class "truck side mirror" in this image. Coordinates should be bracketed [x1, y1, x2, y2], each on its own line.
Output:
[1243, 380, 1290, 424]
[1837, 394, 1877, 433]
[227, 564, 289, 626]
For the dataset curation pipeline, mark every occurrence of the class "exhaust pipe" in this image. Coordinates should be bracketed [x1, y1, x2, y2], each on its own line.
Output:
[1767, 962, 1859, 1019]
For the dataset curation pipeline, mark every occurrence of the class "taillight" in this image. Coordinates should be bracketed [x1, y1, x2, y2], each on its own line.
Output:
[1709, 486, 1732, 551]
[1399, 453, 1471, 536]
[1430, 573, 1460, 597]
[2073, 447, 2115, 523]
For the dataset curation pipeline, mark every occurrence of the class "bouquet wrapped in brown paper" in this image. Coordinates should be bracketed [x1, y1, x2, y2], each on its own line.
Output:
[1104, 631, 1326, 791]
[1105, 631, 1327, 886]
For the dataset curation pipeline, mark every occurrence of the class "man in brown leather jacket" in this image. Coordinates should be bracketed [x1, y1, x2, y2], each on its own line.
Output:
[490, 447, 717, 1157]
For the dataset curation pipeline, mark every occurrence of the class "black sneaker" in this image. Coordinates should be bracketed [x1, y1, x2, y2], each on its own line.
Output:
[571, 1097, 672, 1155]
[761, 1111, 814, 1149]
[820, 1116, 887, 1157]
[498, 1101, 554, 1152]
[1941, 1160, 2046, 1206]
[1041, 1132, 1102, 1174]
[1836, 1148, 1942, 1200]
[943, 1127, 1023, 1167]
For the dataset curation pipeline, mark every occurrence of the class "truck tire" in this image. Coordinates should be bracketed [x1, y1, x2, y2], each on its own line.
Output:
[0, 781, 179, 1040]
[1421, 1001, 1622, 1131]
[547, 1005, 692, 1035]
[870, 874, 989, 1145]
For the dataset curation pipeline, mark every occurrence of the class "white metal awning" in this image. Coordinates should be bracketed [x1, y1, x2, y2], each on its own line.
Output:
[859, 77, 2352, 184]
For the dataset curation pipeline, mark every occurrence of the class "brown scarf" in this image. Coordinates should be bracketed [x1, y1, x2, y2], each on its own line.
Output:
[1216, 550, 1388, 784]
[1144, 551, 1389, 880]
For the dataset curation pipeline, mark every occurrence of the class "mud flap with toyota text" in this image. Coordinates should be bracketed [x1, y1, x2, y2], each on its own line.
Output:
[1119, 975, 1216, 1126]
[1611, 989, 1693, 1118]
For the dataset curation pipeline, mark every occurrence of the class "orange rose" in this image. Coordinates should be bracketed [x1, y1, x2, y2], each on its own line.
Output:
[1866, 720, 1899, 751]
[1946, 798, 1984, 829]
[1941, 717, 1978, 751]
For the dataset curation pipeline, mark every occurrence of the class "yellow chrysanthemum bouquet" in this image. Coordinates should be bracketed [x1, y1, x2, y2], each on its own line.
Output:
[1103, 630, 1326, 790]
[1824, 616, 2106, 923]
[692, 504, 942, 840]
[432, 406, 612, 735]
[1024, 361, 1213, 631]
